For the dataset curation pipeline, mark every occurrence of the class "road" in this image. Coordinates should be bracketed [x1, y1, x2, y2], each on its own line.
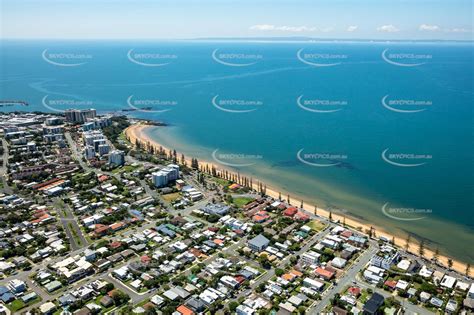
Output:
[55, 198, 89, 251]
[308, 245, 378, 314]
[65, 132, 120, 181]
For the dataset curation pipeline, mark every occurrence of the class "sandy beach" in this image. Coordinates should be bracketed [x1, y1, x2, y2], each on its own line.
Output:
[125, 123, 471, 277]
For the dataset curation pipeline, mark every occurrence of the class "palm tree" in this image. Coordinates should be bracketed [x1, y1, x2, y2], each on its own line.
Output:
[465, 263, 471, 276]
[419, 240, 425, 257]
[433, 247, 440, 264]
[405, 234, 411, 251]
[447, 258, 453, 270]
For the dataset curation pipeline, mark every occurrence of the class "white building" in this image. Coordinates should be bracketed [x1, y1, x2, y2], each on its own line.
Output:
[152, 164, 180, 187]
[109, 150, 125, 166]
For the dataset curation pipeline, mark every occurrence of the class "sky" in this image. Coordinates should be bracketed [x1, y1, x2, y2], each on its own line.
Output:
[1, 0, 473, 40]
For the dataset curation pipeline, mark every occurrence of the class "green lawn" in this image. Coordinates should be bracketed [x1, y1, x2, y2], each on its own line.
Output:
[232, 197, 254, 208]
[162, 192, 181, 203]
[8, 299, 25, 312]
[307, 220, 326, 232]
[8, 296, 42, 312]
[213, 177, 231, 187]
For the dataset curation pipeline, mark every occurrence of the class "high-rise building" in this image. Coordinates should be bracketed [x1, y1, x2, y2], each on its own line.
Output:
[108, 150, 125, 166]
[152, 164, 180, 187]
[65, 109, 97, 123]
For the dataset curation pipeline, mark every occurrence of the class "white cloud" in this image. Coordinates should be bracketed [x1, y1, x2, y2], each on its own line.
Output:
[376, 25, 400, 33]
[448, 27, 470, 33]
[249, 24, 317, 32]
[346, 25, 358, 32]
[419, 24, 440, 31]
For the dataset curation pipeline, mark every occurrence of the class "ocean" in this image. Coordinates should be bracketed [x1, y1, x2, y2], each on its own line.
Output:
[1, 40, 473, 263]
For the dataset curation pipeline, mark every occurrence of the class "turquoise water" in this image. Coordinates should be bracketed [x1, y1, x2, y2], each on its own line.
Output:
[1, 40, 473, 262]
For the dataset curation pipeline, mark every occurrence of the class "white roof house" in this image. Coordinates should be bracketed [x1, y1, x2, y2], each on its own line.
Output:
[440, 275, 456, 289]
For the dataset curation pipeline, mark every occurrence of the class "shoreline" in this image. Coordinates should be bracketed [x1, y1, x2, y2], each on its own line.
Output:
[124, 122, 472, 277]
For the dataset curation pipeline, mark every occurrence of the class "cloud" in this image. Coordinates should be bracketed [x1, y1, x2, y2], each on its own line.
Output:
[249, 24, 317, 32]
[419, 24, 440, 31]
[346, 25, 358, 32]
[376, 25, 400, 33]
[448, 27, 470, 33]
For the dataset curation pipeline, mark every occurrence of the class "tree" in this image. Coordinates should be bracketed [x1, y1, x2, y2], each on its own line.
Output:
[229, 301, 239, 312]
[275, 268, 284, 277]
[251, 224, 264, 235]
[447, 258, 453, 270]
[432, 247, 440, 264]
[419, 240, 425, 257]
[111, 290, 130, 306]
[465, 263, 471, 276]
[405, 234, 411, 251]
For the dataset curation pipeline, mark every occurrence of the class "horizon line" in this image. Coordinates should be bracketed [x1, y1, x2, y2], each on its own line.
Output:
[1, 37, 473, 42]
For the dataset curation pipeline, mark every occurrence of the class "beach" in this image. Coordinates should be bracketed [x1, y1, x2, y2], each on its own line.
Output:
[125, 123, 471, 276]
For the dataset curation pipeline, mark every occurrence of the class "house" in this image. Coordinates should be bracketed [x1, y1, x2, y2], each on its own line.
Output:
[177, 305, 195, 315]
[420, 292, 431, 303]
[363, 293, 384, 315]
[40, 301, 57, 314]
[294, 211, 310, 221]
[236, 305, 254, 315]
[430, 297, 443, 308]
[440, 275, 456, 289]
[302, 277, 324, 291]
[58, 294, 77, 306]
[283, 207, 298, 217]
[445, 299, 458, 313]
[21, 292, 38, 303]
[395, 280, 409, 291]
[384, 280, 397, 291]
[469, 283, 474, 299]
[331, 257, 347, 269]
[315, 267, 335, 280]
[348, 287, 361, 297]
[301, 251, 320, 265]
[248, 234, 270, 252]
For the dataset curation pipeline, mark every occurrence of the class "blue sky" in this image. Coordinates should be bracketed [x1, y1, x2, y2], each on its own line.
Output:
[1, 0, 472, 40]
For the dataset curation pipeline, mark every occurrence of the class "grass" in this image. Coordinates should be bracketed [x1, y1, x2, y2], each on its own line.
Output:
[8, 299, 25, 312]
[162, 192, 181, 203]
[69, 222, 83, 246]
[213, 177, 231, 187]
[307, 219, 326, 232]
[8, 296, 42, 312]
[232, 197, 254, 208]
